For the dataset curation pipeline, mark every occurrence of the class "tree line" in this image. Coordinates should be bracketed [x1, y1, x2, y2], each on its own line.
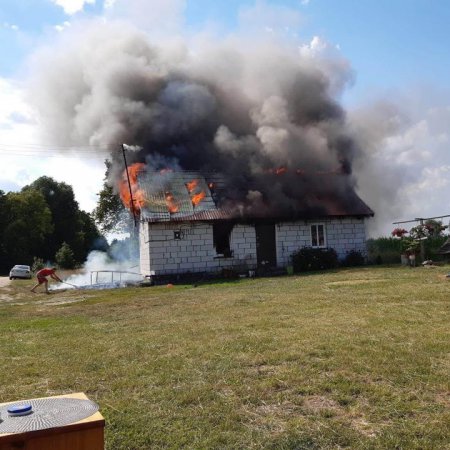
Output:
[0, 176, 107, 273]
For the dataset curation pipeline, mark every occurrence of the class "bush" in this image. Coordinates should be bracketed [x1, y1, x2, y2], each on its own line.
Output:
[292, 247, 338, 272]
[367, 238, 403, 264]
[367, 236, 449, 264]
[342, 250, 365, 267]
[31, 257, 44, 273]
[425, 235, 448, 260]
[55, 242, 76, 269]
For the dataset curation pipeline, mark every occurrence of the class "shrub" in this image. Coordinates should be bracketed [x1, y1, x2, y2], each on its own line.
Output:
[55, 242, 76, 269]
[367, 238, 403, 264]
[425, 235, 448, 260]
[292, 247, 338, 272]
[342, 250, 365, 267]
[32, 257, 44, 273]
[367, 236, 449, 264]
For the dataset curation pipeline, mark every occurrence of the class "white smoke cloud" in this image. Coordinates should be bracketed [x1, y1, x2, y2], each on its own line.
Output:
[0, 77, 104, 211]
[52, 0, 96, 15]
[123, 144, 143, 152]
[2, 22, 19, 31]
[238, 1, 303, 35]
[17, 0, 450, 239]
[351, 90, 450, 235]
[27, 17, 362, 228]
[54, 250, 142, 289]
[104, 0, 186, 34]
[299, 36, 328, 58]
[0, 78, 40, 191]
[54, 21, 72, 32]
[299, 36, 354, 96]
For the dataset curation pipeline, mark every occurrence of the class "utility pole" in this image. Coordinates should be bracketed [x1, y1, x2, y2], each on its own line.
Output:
[121, 143, 137, 227]
[419, 218, 425, 262]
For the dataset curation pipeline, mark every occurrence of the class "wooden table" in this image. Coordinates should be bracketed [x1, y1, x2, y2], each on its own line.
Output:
[0, 393, 105, 450]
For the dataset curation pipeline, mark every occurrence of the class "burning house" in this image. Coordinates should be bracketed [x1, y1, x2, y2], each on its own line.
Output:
[29, 22, 378, 275]
[120, 164, 373, 277]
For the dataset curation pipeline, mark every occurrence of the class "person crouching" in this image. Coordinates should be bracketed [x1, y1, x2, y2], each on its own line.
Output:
[30, 267, 62, 294]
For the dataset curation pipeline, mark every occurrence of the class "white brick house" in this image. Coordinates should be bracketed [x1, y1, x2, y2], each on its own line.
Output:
[136, 171, 373, 277]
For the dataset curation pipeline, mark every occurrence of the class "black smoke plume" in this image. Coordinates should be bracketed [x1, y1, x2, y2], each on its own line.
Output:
[30, 20, 370, 218]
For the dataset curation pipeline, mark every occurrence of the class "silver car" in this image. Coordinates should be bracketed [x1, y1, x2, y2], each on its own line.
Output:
[9, 265, 32, 280]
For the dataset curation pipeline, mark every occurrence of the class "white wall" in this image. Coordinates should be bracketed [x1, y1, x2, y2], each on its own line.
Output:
[139, 220, 151, 276]
[326, 218, 367, 259]
[276, 218, 367, 266]
[140, 222, 257, 276]
[140, 218, 368, 276]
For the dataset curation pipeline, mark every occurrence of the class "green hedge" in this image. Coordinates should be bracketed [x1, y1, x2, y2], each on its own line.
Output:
[292, 247, 338, 272]
[367, 236, 448, 264]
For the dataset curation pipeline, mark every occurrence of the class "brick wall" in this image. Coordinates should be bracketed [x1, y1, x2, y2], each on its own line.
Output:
[139, 218, 367, 276]
[139, 222, 257, 276]
[276, 218, 367, 266]
[139, 221, 150, 275]
[326, 218, 367, 259]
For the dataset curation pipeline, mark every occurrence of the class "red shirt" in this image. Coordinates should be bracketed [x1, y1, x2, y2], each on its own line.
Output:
[37, 268, 56, 278]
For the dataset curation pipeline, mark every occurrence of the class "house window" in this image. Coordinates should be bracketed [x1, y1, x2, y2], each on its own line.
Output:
[213, 223, 234, 257]
[310, 224, 326, 247]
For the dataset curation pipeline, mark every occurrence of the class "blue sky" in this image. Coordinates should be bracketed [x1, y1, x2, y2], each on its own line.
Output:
[186, 0, 450, 100]
[2, 1, 450, 99]
[1, 0, 450, 235]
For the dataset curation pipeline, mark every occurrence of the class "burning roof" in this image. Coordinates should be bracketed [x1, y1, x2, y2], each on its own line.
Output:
[137, 170, 218, 221]
[28, 22, 379, 225]
[120, 164, 373, 223]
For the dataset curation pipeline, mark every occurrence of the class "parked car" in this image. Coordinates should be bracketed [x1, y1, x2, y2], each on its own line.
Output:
[9, 265, 32, 280]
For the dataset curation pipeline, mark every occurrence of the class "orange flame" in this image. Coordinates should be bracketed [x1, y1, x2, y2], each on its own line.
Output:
[119, 163, 146, 213]
[266, 167, 287, 175]
[186, 179, 206, 207]
[191, 191, 206, 207]
[165, 192, 179, 213]
[186, 179, 199, 193]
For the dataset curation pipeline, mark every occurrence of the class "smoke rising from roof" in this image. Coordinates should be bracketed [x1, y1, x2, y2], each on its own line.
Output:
[29, 16, 374, 220]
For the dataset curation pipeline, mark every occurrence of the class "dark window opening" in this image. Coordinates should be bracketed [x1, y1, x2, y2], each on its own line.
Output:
[311, 224, 326, 247]
[213, 223, 234, 257]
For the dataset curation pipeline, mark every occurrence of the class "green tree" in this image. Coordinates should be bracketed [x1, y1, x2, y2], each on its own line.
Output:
[70, 211, 109, 262]
[55, 242, 76, 269]
[24, 176, 107, 264]
[24, 177, 80, 261]
[424, 219, 447, 237]
[0, 178, 108, 272]
[0, 190, 8, 271]
[2, 190, 52, 266]
[94, 160, 131, 233]
[32, 257, 45, 272]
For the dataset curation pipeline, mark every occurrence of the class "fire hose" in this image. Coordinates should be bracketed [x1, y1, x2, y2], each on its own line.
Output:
[61, 281, 79, 289]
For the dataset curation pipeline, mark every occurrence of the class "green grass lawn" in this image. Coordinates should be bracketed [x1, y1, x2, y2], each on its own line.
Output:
[0, 266, 449, 449]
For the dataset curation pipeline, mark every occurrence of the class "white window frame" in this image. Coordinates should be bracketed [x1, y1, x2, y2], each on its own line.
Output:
[310, 223, 326, 248]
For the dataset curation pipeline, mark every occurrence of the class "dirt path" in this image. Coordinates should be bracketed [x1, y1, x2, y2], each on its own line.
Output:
[0, 277, 10, 288]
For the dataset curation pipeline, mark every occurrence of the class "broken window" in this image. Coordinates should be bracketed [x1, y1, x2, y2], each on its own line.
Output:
[213, 222, 234, 257]
[311, 224, 326, 247]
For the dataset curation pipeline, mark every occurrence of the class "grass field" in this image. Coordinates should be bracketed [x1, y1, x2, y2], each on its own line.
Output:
[0, 265, 449, 449]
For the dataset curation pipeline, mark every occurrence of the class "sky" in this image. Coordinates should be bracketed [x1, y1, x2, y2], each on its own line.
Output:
[1, 0, 450, 236]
